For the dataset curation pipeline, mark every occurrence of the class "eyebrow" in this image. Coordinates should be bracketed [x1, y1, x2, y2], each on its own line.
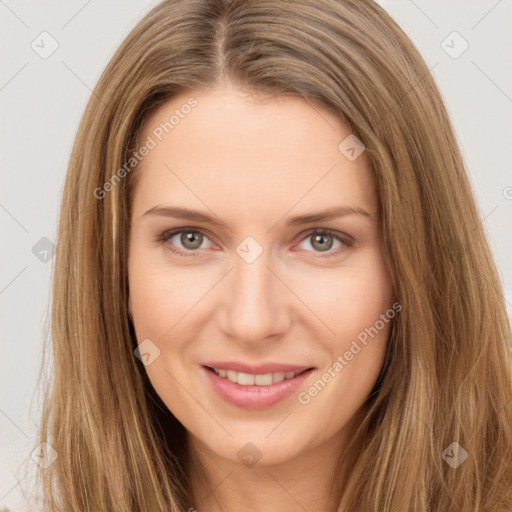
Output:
[142, 205, 373, 226]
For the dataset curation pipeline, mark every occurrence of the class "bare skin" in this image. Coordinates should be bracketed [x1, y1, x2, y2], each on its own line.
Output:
[128, 80, 394, 512]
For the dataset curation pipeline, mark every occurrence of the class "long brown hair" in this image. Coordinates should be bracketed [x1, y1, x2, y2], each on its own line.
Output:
[33, 0, 512, 510]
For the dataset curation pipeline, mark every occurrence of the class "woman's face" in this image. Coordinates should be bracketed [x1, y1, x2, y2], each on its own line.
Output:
[128, 83, 394, 467]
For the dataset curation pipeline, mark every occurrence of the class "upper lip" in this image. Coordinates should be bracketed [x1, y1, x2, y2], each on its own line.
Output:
[203, 361, 314, 374]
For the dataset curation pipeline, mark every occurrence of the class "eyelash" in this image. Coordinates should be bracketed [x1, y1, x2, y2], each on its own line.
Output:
[155, 227, 354, 259]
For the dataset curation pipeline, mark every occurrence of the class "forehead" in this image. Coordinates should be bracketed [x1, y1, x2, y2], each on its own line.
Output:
[132, 85, 377, 221]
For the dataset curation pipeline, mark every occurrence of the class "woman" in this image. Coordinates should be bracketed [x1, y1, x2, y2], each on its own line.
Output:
[35, 0, 512, 510]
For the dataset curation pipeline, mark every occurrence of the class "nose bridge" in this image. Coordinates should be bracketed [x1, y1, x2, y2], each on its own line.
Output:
[219, 240, 289, 342]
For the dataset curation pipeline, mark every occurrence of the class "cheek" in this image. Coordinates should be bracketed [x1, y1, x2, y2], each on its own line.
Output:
[293, 250, 394, 344]
[292, 251, 394, 416]
[335, 271, 393, 343]
[128, 249, 206, 338]
[128, 251, 201, 416]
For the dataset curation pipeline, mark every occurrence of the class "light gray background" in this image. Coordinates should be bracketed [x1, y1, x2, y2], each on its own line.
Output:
[1, 1, 511, 510]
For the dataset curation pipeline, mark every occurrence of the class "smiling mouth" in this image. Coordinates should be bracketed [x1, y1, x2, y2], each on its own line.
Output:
[202, 364, 315, 410]
[204, 366, 312, 386]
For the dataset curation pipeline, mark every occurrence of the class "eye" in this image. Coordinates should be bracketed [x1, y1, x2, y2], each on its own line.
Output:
[295, 229, 354, 258]
[155, 227, 354, 258]
[156, 228, 213, 257]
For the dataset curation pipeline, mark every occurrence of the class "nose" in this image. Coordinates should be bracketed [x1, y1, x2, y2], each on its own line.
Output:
[216, 247, 292, 346]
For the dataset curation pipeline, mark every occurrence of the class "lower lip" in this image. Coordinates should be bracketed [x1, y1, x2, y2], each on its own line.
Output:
[202, 366, 314, 410]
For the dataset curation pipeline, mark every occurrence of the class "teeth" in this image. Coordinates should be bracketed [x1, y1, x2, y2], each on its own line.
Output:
[255, 373, 272, 385]
[212, 368, 300, 386]
[237, 372, 255, 385]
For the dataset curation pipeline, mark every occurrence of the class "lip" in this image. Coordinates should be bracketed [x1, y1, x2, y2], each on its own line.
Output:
[202, 363, 315, 410]
[203, 361, 311, 374]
